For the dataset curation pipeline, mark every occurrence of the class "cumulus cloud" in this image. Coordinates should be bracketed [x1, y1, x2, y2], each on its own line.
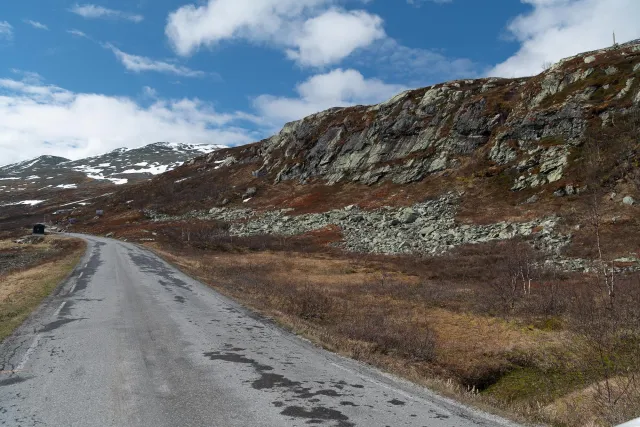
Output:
[286, 9, 384, 67]
[105, 44, 207, 78]
[0, 21, 13, 40]
[165, 0, 384, 67]
[69, 4, 144, 23]
[0, 75, 257, 166]
[253, 68, 407, 123]
[24, 20, 48, 30]
[491, 0, 640, 77]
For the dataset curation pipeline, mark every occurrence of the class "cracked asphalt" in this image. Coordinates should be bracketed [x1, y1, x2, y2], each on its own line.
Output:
[0, 235, 521, 427]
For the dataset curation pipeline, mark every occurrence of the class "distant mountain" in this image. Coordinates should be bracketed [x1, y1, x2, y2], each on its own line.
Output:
[0, 142, 224, 194]
[0, 155, 71, 176]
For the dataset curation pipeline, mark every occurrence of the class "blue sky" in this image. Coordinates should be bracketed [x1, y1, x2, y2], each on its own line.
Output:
[0, 0, 638, 165]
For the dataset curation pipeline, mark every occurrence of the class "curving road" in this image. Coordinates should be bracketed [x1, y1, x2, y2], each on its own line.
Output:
[0, 235, 519, 427]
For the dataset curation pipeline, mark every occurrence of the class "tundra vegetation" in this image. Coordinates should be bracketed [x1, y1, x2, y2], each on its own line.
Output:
[6, 41, 640, 426]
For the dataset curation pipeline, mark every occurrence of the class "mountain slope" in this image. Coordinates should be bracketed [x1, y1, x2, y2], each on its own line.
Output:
[105, 39, 637, 209]
[0, 142, 224, 195]
[87, 39, 640, 265]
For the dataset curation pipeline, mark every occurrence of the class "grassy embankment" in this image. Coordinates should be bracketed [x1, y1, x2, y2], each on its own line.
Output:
[0, 236, 85, 341]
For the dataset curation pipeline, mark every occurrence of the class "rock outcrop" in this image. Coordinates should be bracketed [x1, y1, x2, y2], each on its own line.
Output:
[203, 39, 640, 194]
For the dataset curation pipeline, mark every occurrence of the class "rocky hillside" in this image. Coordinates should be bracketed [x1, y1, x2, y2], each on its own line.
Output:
[34, 41, 640, 269]
[210, 40, 639, 193]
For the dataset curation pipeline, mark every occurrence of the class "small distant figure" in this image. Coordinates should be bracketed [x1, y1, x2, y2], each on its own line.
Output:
[33, 224, 46, 235]
[96, 209, 104, 217]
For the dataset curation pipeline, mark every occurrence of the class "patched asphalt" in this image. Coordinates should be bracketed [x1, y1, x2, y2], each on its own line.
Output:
[0, 235, 521, 427]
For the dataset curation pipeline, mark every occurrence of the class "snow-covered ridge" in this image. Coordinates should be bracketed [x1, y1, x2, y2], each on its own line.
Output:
[0, 142, 225, 191]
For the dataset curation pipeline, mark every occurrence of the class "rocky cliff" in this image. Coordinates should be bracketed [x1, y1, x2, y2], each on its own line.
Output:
[203, 39, 639, 195]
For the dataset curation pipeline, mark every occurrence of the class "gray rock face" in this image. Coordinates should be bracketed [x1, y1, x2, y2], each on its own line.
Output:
[251, 75, 589, 190]
[623, 196, 636, 205]
[250, 57, 608, 190]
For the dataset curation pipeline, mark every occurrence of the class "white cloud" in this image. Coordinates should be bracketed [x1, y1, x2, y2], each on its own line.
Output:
[0, 21, 13, 40]
[166, 0, 327, 56]
[491, 0, 640, 77]
[253, 68, 407, 123]
[105, 44, 207, 78]
[0, 78, 73, 103]
[166, 0, 384, 67]
[67, 29, 89, 38]
[286, 9, 384, 67]
[24, 20, 48, 30]
[69, 4, 144, 23]
[0, 75, 257, 166]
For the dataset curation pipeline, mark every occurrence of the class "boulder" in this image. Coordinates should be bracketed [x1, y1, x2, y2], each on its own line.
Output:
[419, 226, 436, 239]
[243, 187, 257, 198]
[396, 208, 419, 224]
[623, 196, 636, 206]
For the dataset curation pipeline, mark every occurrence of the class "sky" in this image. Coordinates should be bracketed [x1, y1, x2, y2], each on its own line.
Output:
[0, 0, 639, 166]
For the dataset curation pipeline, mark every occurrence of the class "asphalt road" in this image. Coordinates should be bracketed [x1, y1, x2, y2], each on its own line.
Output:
[0, 235, 520, 427]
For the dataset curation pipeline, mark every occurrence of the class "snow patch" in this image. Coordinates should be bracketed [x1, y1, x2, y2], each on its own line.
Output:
[121, 165, 169, 175]
[56, 184, 78, 189]
[20, 159, 39, 169]
[2, 199, 46, 206]
[108, 178, 128, 185]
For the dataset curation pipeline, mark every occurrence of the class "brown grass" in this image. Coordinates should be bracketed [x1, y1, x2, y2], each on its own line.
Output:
[147, 238, 622, 426]
[0, 236, 85, 341]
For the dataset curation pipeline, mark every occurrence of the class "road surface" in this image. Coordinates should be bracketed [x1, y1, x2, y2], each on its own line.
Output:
[0, 235, 519, 427]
